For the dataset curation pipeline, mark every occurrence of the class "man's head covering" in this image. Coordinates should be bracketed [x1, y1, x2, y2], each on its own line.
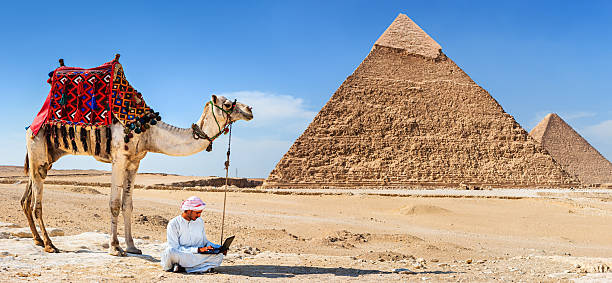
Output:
[181, 196, 205, 211]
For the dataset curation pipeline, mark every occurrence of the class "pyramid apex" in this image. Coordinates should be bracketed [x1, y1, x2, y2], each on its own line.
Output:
[374, 13, 442, 58]
[540, 113, 568, 121]
[530, 113, 555, 143]
[547, 113, 569, 125]
[531, 113, 572, 143]
[541, 113, 558, 123]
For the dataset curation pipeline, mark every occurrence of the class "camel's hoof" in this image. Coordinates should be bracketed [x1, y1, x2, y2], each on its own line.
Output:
[44, 244, 59, 253]
[109, 246, 126, 257]
[33, 238, 44, 247]
[126, 247, 142, 254]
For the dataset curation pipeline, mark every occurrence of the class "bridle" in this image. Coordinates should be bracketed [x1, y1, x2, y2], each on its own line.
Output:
[191, 99, 236, 152]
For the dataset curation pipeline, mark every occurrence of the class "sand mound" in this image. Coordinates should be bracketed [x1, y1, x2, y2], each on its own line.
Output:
[135, 214, 168, 227]
[399, 204, 450, 215]
[71, 187, 102, 195]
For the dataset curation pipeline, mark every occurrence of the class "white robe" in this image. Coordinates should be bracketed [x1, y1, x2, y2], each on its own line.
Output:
[160, 216, 223, 273]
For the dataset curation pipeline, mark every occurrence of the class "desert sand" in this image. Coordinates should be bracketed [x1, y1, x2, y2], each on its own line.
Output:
[0, 167, 611, 282]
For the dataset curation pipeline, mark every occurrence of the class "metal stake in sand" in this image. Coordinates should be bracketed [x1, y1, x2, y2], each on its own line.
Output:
[220, 123, 232, 244]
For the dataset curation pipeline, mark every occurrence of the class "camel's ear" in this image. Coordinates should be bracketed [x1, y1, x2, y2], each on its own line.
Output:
[211, 94, 218, 104]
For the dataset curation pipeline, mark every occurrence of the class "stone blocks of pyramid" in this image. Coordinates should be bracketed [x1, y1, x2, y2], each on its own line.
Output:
[264, 14, 578, 189]
[530, 113, 612, 185]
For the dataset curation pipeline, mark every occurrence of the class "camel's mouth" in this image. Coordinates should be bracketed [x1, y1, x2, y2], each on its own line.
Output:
[241, 106, 253, 121]
[232, 103, 253, 121]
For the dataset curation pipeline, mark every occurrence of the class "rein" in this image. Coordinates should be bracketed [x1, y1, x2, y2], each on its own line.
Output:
[191, 99, 236, 152]
[220, 122, 232, 245]
[191, 98, 237, 244]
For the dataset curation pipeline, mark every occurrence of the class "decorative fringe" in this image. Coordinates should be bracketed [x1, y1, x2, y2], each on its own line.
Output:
[60, 125, 69, 149]
[80, 127, 88, 152]
[95, 128, 101, 156]
[53, 124, 60, 148]
[105, 127, 112, 155]
[45, 125, 52, 149]
[68, 126, 77, 152]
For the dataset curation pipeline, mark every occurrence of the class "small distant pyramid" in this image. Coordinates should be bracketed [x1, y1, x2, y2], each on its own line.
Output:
[530, 113, 612, 185]
[264, 14, 577, 189]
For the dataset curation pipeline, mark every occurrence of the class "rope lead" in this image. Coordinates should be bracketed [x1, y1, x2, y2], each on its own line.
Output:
[220, 123, 232, 244]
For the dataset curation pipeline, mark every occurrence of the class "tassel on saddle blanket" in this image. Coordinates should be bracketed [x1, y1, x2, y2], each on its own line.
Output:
[29, 55, 162, 152]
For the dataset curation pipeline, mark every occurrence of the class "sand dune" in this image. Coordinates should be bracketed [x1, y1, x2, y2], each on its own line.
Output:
[398, 204, 451, 215]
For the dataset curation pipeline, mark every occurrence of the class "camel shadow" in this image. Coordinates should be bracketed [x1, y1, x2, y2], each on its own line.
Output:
[67, 249, 160, 263]
[127, 252, 160, 263]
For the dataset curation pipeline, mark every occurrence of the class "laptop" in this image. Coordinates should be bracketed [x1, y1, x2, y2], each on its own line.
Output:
[201, 236, 235, 254]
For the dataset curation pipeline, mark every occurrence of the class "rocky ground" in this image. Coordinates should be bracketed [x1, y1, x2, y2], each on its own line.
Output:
[0, 169, 611, 282]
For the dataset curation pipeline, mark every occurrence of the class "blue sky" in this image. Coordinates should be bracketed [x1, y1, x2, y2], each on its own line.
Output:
[1, 1, 610, 178]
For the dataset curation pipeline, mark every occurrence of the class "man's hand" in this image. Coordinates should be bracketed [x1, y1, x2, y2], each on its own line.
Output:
[198, 246, 213, 253]
[219, 246, 229, 255]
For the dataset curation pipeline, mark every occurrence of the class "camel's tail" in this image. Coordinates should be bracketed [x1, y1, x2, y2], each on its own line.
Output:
[24, 152, 29, 176]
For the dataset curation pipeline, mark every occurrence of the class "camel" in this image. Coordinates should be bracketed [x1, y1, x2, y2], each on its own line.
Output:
[22, 94, 253, 256]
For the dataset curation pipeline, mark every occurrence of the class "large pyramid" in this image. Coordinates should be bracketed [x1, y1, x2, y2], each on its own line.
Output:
[530, 113, 612, 185]
[264, 14, 577, 189]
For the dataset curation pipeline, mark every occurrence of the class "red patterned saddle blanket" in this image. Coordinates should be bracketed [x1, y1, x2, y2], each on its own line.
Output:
[30, 58, 155, 137]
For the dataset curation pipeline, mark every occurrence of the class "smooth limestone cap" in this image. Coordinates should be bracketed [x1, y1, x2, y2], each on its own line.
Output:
[374, 13, 442, 58]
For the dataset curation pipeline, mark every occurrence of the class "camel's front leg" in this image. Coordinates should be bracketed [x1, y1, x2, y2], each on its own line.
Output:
[109, 163, 126, 256]
[32, 173, 59, 253]
[123, 165, 142, 254]
[21, 179, 43, 247]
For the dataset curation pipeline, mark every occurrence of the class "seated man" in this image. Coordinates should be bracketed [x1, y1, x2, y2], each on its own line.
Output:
[161, 196, 225, 273]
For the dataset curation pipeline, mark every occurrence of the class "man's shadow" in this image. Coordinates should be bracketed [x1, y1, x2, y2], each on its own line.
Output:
[216, 265, 456, 279]
[69, 251, 457, 279]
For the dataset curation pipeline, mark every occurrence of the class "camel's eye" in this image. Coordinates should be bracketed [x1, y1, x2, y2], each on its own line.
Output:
[223, 101, 232, 109]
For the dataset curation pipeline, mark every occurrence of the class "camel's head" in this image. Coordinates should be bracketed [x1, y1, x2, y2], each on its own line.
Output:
[210, 94, 253, 123]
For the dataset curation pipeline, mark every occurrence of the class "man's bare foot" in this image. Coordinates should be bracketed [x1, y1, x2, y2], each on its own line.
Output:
[172, 264, 185, 273]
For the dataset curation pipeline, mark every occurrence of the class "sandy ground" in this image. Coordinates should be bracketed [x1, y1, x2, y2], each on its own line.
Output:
[0, 170, 611, 282]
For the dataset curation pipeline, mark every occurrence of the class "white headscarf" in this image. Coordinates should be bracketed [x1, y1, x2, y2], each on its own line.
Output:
[181, 196, 205, 211]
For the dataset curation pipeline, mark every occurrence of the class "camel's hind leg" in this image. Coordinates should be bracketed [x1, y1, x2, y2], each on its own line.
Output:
[20, 179, 43, 246]
[31, 168, 59, 253]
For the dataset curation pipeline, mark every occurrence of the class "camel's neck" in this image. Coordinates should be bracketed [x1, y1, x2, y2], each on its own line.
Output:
[144, 121, 208, 156]
[144, 104, 226, 156]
